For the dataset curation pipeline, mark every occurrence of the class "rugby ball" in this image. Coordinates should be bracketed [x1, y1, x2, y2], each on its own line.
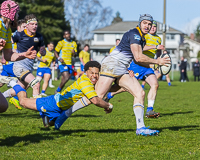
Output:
[158, 53, 172, 75]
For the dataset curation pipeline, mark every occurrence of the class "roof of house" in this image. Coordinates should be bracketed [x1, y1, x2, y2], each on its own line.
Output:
[93, 21, 185, 34]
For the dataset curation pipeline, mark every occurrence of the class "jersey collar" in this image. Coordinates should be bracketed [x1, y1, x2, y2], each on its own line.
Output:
[24, 29, 36, 37]
[64, 39, 72, 42]
[136, 26, 145, 41]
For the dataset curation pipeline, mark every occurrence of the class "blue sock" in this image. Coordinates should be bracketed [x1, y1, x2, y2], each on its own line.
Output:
[107, 92, 114, 100]
[41, 90, 45, 94]
[141, 84, 145, 89]
[56, 87, 61, 92]
[13, 85, 26, 95]
[146, 107, 153, 112]
[54, 110, 68, 130]
[168, 82, 171, 86]
[13, 96, 19, 101]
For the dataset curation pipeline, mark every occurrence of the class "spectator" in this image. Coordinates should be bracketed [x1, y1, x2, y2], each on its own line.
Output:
[179, 57, 187, 82]
[193, 59, 200, 81]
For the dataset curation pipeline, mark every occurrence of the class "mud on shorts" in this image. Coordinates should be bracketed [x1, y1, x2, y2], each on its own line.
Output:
[100, 56, 129, 78]
[12, 63, 32, 81]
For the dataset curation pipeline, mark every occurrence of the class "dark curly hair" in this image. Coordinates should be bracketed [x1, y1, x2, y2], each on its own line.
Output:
[84, 61, 101, 71]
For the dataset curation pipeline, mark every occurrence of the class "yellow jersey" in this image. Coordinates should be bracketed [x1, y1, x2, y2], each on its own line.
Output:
[109, 46, 116, 53]
[37, 48, 56, 68]
[55, 39, 77, 65]
[79, 50, 91, 64]
[54, 74, 97, 110]
[143, 33, 161, 58]
[0, 18, 12, 49]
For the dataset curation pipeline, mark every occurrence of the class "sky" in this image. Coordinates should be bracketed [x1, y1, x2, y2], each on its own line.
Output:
[101, 0, 200, 35]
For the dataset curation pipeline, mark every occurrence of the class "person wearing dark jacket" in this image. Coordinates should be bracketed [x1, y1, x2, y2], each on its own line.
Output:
[179, 57, 187, 82]
[193, 59, 200, 81]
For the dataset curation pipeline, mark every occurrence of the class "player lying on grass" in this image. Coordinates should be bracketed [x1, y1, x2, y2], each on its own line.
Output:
[4, 61, 113, 127]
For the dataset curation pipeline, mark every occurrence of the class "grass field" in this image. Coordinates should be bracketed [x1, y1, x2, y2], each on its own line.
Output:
[0, 75, 200, 159]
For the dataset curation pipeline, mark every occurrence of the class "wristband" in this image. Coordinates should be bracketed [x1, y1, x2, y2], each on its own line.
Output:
[109, 103, 113, 109]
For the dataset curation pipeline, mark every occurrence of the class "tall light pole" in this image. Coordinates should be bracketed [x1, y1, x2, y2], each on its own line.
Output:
[163, 0, 166, 47]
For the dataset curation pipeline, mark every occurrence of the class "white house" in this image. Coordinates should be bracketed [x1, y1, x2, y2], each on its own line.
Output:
[90, 21, 186, 70]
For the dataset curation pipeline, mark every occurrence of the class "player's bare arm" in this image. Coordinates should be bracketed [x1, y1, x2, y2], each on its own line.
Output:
[131, 44, 170, 67]
[143, 45, 165, 51]
[54, 50, 64, 63]
[3, 46, 37, 61]
[0, 39, 6, 50]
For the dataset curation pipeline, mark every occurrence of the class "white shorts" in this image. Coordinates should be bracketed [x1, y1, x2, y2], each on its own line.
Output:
[100, 56, 129, 78]
[13, 63, 32, 81]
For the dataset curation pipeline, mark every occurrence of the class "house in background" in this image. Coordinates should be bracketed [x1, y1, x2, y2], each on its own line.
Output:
[90, 21, 186, 70]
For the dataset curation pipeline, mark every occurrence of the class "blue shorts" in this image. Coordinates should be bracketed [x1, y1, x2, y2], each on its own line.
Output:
[59, 65, 73, 74]
[36, 67, 51, 77]
[80, 64, 84, 71]
[128, 61, 154, 80]
[36, 95, 62, 121]
[1, 64, 16, 77]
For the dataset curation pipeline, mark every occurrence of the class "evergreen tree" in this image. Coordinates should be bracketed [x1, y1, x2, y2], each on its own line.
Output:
[195, 23, 200, 42]
[111, 11, 123, 24]
[12, 0, 70, 45]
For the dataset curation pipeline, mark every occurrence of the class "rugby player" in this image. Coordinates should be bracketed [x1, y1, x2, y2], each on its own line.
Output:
[36, 42, 56, 96]
[105, 20, 165, 118]
[109, 39, 120, 54]
[2, 14, 46, 103]
[0, 0, 36, 113]
[5, 61, 113, 128]
[55, 30, 77, 93]
[76, 44, 92, 78]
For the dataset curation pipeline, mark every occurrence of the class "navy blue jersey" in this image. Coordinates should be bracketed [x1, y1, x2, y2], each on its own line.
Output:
[116, 27, 146, 53]
[12, 29, 45, 71]
[12, 29, 44, 53]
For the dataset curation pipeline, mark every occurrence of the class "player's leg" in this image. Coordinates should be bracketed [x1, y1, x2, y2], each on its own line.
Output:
[40, 73, 51, 96]
[166, 74, 171, 86]
[117, 74, 159, 135]
[0, 92, 8, 113]
[144, 74, 160, 118]
[141, 81, 146, 89]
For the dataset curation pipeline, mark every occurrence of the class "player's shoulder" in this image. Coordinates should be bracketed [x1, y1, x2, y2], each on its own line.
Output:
[35, 32, 43, 38]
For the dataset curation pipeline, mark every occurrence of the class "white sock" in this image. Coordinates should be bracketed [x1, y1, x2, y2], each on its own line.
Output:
[49, 79, 52, 86]
[2, 88, 12, 98]
[133, 103, 145, 129]
[65, 97, 88, 117]
[148, 100, 155, 107]
[8, 80, 18, 88]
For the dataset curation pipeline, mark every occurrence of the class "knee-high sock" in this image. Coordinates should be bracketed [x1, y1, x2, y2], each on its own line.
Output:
[133, 103, 145, 129]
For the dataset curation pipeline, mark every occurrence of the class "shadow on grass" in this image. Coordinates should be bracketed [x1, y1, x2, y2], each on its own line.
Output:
[71, 114, 102, 118]
[0, 133, 54, 147]
[156, 125, 199, 132]
[160, 111, 194, 117]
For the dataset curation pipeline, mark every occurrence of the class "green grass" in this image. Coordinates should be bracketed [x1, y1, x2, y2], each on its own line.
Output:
[0, 78, 200, 159]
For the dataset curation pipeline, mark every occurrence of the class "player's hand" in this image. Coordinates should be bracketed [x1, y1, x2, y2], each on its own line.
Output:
[25, 46, 37, 59]
[157, 45, 165, 50]
[128, 70, 134, 77]
[0, 39, 6, 50]
[104, 103, 113, 114]
[59, 58, 64, 63]
[157, 57, 171, 67]
[43, 59, 47, 63]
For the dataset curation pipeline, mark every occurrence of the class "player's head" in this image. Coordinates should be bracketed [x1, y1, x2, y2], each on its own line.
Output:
[138, 14, 153, 34]
[116, 39, 120, 45]
[163, 50, 168, 54]
[63, 30, 71, 41]
[17, 19, 26, 32]
[84, 61, 101, 85]
[84, 44, 89, 52]
[25, 14, 38, 34]
[149, 20, 157, 35]
[47, 42, 54, 52]
[0, 0, 20, 28]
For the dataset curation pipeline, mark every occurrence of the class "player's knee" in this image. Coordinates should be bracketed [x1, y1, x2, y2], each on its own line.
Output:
[136, 89, 145, 100]
[29, 77, 41, 89]
[151, 83, 159, 90]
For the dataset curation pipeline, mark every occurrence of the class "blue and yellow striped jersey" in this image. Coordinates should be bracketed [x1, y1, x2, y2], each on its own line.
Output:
[143, 33, 161, 58]
[37, 48, 56, 68]
[0, 18, 12, 49]
[55, 39, 77, 65]
[54, 74, 97, 110]
[79, 50, 91, 64]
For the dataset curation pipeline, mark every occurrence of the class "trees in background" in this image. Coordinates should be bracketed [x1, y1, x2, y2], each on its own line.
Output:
[64, 0, 112, 45]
